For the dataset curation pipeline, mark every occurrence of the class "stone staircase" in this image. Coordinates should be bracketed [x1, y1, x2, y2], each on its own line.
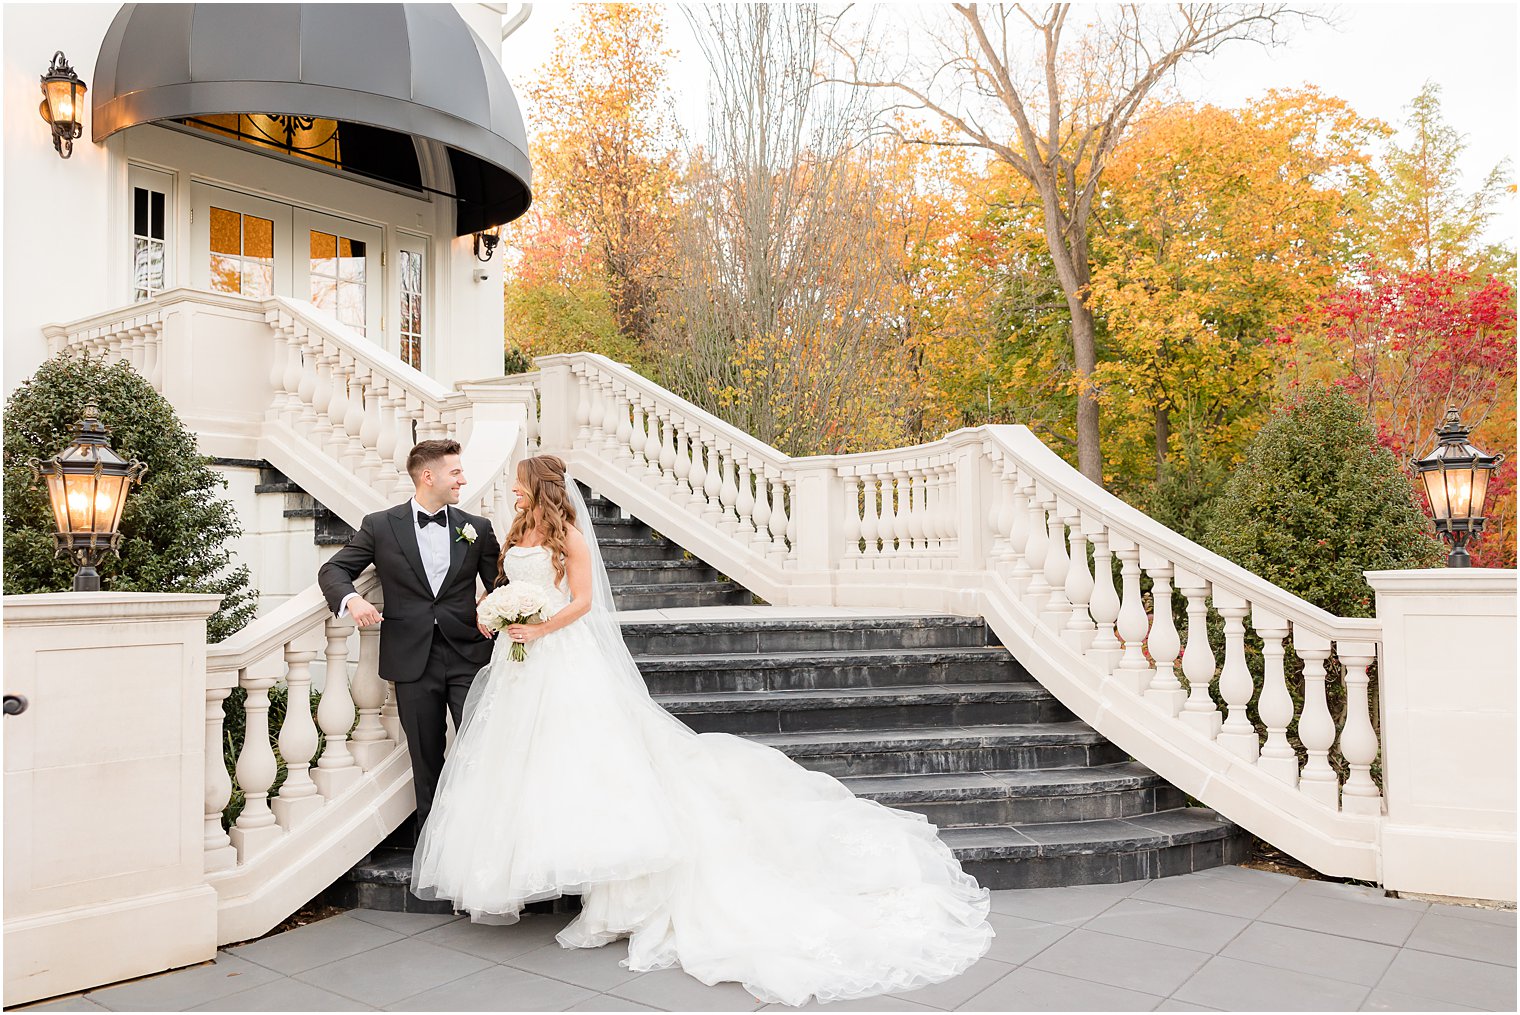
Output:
[254, 464, 356, 546]
[336, 488, 1247, 912]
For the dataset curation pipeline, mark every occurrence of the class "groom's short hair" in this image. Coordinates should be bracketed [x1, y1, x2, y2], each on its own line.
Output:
[406, 439, 462, 482]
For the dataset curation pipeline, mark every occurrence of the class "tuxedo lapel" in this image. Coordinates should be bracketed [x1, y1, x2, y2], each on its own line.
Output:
[439, 506, 469, 598]
[387, 503, 431, 593]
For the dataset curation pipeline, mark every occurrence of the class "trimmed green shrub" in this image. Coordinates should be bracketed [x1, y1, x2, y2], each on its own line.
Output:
[3, 354, 258, 641]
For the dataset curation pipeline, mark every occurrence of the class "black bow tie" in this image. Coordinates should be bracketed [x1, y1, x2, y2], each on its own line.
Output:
[417, 509, 447, 528]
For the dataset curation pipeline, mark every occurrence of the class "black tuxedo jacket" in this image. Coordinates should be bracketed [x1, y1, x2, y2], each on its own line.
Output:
[318, 502, 502, 683]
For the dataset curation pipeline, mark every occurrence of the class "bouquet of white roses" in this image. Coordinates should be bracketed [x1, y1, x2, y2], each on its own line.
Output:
[477, 583, 551, 662]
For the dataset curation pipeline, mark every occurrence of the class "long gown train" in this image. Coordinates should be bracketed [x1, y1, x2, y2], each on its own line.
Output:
[412, 544, 993, 1006]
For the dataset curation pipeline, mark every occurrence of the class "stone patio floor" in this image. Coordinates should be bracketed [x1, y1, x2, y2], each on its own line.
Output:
[18, 866, 1516, 1013]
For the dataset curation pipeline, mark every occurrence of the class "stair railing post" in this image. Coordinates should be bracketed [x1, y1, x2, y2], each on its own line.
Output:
[534, 358, 576, 452]
[203, 674, 239, 872]
[1252, 607, 1298, 786]
[313, 617, 361, 799]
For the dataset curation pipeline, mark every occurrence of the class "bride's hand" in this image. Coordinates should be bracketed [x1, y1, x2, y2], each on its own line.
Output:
[505, 623, 542, 645]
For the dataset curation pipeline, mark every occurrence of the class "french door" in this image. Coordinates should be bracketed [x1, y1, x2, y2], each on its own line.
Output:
[190, 183, 382, 338]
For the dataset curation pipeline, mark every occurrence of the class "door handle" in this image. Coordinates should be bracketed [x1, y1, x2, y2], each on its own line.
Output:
[4, 694, 28, 716]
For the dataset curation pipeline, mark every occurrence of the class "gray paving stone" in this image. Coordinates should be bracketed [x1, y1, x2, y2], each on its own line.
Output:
[1173, 955, 1370, 1011]
[1376, 949, 1518, 1011]
[14, 997, 109, 1012]
[957, 966, 1164, 1011]
[85, 954, 281, 1011]
[1258, 890, 1426, 947]
[983, 912, 1074, 965]
[505, 941, 644, 992]
[1153, 1001, 1221, 1012]
[1026, 928, 1210, 997]
[1404, 910, 1519, 966]
[565, 997, 664, 1012]
[227, 913, 404, 974]
[1219, 920, 1398, 987]
[1359, 987, 1484, 1011]
[189, 977, 374, 1010]
[1192, 865, 1300, 887]
[986, 884, 1131, 924]
[293, 937, 493, 1007]
[1084, 898, 1250, 954]
[384, 963, 596, 1011]
[888, 956, 1014, 1010]
[1427, 904, 1517, 927]
[346, 908, 464, 936]
[414, 914, 570, 963]
[1290, 880, 1429, 910]
[1131, 871, 1293, 919]
[609, 968, 766, 1011]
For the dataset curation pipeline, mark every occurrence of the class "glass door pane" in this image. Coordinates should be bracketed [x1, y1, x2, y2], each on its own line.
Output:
[189, 183, 292, 298]
[294, 210, 382, 339]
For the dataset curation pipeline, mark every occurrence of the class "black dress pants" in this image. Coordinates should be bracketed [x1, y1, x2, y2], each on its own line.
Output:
[394, 627, 481, 833]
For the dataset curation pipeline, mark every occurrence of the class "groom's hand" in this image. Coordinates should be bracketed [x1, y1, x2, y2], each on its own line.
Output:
[348, 596, 383, 628]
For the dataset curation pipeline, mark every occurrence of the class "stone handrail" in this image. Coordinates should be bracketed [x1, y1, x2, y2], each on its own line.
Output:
[514, 353, 1394, 879]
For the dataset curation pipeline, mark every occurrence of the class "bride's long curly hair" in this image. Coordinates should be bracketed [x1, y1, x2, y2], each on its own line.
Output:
[500, 454, 577, 586]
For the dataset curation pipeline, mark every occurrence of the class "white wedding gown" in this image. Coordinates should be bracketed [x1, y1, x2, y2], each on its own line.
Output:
[412, 543, 993, 1006]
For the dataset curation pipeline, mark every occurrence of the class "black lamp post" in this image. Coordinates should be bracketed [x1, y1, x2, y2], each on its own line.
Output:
[1413, 406, 1503, 568]
[29, 405, 147, 591]
[38, 51, 86, 159]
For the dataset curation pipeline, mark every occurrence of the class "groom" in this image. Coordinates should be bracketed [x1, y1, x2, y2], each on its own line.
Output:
[318, 439, 501, 834]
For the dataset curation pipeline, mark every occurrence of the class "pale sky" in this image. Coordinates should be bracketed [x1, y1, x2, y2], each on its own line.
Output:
[501, 2, 1518, 249]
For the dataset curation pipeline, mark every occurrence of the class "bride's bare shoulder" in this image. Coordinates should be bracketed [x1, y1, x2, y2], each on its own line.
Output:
[564, 523, 590, 554]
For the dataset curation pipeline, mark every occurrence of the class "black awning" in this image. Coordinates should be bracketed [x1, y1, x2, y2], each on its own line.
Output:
[93, 3, 532, 233]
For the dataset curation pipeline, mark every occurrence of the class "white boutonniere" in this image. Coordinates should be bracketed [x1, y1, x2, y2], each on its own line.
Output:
[456, 523, 478, 544]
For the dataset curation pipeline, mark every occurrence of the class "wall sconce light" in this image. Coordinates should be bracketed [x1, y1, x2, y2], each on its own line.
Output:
[29, 404, 147, 591]
[473, 225, 501, 262]
[38, 51, 87, 159]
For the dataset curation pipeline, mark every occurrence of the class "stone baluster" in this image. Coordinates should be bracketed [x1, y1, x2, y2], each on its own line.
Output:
[281, 328, 306, 429]
[613, 384, 634, 464]
[145, 325, 164, 391]
[925, 463, 947, 557]
[860, 472, 881, 562]
[574, 368, 592, 446]
[939, 459, 960, 556]
[597, 376, 619, 453]
[294, 332, 320, 435]
[203, 683, 238, 872]
[1086, 530, 1123, 673]
[1253, 609, 1297, 785]
[1293, 630, 1339, 809]
[785, 478, 798, 564]
[229, 669, 282, 859]
[686, 426, 709, 513]
[997, 463, 1020, 568]
[627, 396, 649, 472]
[340, 356, 367, 472]
[733, 450, 757, 543]
[719, 444, 741, 533]
[380, 679, 401, 743]
[1039, 502, 1072, 628]
[1338, 642, 1383, 815]
[841, 470, 863, 566]
[1112, 543, 1151, 694]
[310, 346, 337, 447]
[1006, 472, 1033, 594]
[748, 454, 773, 552]
[767, 469, 790, 563]
[905, 464, 926, 563]
[644, 403, 665, 484]
[672, 422, 694, 504]
[324, 350, 351, 458]
[1214, 592, 1260, 761]
[356, 370, 384, 485]
[1062, 512, 1096, 651]
[419, 403, 445, 443]
[348, 621, 394, 769]
[985, 451, 1009, 563]
[701, 436, 724, 525]
[374, 385, 400, 486]
[313, 618, 361, 799]
[267, 326, 290, 422]
[657, 407, 678, 496]
[1023, 490, 1052, 614]
[1142, 559, 1183, 710]
[525, 387, 542, 451]
[1173, 575, 1216, 726]
[272, 647, 322, 829]
[587, 373, 607, 447]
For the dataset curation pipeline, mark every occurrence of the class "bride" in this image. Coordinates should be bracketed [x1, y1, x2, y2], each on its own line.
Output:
[411, 454, 993, 1006]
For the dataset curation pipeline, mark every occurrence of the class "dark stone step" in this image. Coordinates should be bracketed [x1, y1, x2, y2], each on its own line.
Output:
[613, 582, 753, 611]
[657, 683, 1071, 734]
[753, 723, 1127, 776]
[599, 536, 692, 563]
[635, 646, 1026, 694]
[947, 809, 1251, 889]
[605, 560, 721, 586]
[839, 764, 1186, 826]
[620, 615, 995, 656]
[254, 480, 303, 495]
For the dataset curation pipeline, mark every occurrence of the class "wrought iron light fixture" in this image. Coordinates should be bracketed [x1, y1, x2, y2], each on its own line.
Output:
[1413, 406, 1503, 568]
[38, 51, 86, 159]
[473, 224, 502, 262]
[29, 405, 147, 591]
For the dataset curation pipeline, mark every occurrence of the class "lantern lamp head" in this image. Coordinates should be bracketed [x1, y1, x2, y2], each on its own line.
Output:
[1413, 406, 1504, 568]
[28, 404, 147, 591]
[473, 224, 502, 262]
[38, 51, 86, 159]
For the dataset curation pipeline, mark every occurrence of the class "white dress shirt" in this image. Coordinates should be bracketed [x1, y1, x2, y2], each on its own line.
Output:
[339, 500, 452, 619]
